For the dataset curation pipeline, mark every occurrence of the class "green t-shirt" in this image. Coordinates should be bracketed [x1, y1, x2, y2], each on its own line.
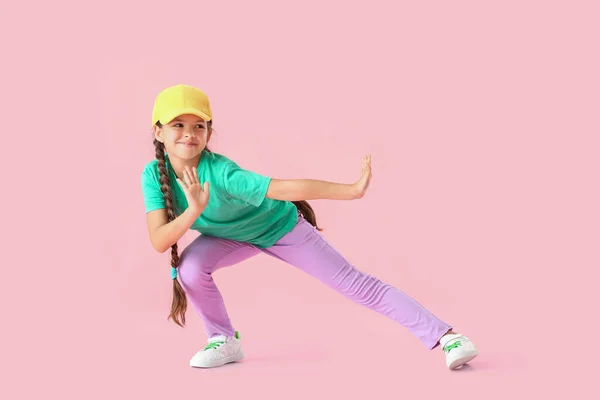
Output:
[141, 150, 298, 248]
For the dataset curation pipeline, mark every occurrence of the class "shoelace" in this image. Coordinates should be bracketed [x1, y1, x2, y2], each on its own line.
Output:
[443, 339, 463, 354]
[204, 341, 225, 351]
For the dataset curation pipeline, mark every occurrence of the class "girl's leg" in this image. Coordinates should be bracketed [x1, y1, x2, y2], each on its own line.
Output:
[261, 217, 452, 350]
[177, 235, 260, 338]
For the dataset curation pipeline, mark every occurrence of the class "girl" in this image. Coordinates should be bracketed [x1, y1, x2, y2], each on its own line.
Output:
[141, 84, 479, 370]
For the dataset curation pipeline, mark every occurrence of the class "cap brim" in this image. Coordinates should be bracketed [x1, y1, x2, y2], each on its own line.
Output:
[157, 108, 212, 125]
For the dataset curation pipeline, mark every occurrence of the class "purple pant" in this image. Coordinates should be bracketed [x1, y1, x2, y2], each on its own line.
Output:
[178, 216, 452, 350]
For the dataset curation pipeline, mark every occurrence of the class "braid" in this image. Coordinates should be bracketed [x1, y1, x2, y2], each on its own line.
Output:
[154, 139, 188, 327]
[292, 200, 322, 231]
[151, 118, 320, 327]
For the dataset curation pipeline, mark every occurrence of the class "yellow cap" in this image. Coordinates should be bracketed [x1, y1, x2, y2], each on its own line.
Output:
[152, 84, 213, 127]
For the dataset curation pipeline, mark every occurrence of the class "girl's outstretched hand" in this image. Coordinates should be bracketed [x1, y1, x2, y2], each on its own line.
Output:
[352, 154, 372, 199]
[176, 165, 210, 216]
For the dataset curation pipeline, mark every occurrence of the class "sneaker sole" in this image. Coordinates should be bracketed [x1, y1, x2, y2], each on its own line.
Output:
[448, 350, 479, 370]
[190, 351, 245, 368]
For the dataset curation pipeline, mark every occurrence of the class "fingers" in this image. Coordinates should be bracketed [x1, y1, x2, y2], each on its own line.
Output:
[183, 166, 201, 185]
[362, 154, 372, 174]
[183, 168, 192, 186]
[191, 166, 199, 184]
[177, 166, 201, 191]
[177, 166, 209, 195]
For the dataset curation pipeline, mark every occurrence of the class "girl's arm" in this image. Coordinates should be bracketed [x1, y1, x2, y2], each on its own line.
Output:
[266, 179, 358, 201]
[266, 154, 372, 201]
[146, 207, 201, 253]
[145, 166, 209, 253]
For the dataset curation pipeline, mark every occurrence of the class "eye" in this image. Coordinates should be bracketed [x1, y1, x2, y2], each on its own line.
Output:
[196, 124, 206, 129]
[173, 123, 183, 128]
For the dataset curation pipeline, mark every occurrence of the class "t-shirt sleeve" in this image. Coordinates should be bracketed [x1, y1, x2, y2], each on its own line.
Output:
[141, 165, 166, 213]
[223, 162, 272, 207]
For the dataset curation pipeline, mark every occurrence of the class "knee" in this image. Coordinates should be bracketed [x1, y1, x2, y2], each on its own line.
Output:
[177, 247, 215, 287]
[340, 268, 383, 303]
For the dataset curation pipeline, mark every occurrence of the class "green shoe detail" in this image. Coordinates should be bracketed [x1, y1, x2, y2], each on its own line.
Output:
[204, 341, 225, 351]
[443, 341, 462, 354]
[235, 331, 240, 339]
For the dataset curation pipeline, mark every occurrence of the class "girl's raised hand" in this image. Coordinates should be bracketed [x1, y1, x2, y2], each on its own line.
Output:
[176, 165, 210, 216]
[353, 154, 372, 199]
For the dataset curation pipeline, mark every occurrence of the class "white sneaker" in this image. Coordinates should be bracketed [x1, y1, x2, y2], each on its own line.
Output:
[190, 331, 244, 368]
[439, 333, 479, 370]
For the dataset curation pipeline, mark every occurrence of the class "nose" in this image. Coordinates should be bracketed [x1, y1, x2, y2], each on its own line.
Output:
[183, 127, 196, 137]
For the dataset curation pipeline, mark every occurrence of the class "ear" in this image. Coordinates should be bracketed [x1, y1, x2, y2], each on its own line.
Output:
[154, 125, 164, 143]
[206, 128, 213, 142]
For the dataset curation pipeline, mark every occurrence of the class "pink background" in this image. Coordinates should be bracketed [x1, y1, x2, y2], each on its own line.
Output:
[1, 0, 599, 398]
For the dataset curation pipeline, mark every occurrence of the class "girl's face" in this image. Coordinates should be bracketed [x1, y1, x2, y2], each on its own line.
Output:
[154, 114, 211, 160]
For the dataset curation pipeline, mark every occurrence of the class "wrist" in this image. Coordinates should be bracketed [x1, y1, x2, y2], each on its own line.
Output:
[186, 206, 204, 219]
[347, 183, 360, 200]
